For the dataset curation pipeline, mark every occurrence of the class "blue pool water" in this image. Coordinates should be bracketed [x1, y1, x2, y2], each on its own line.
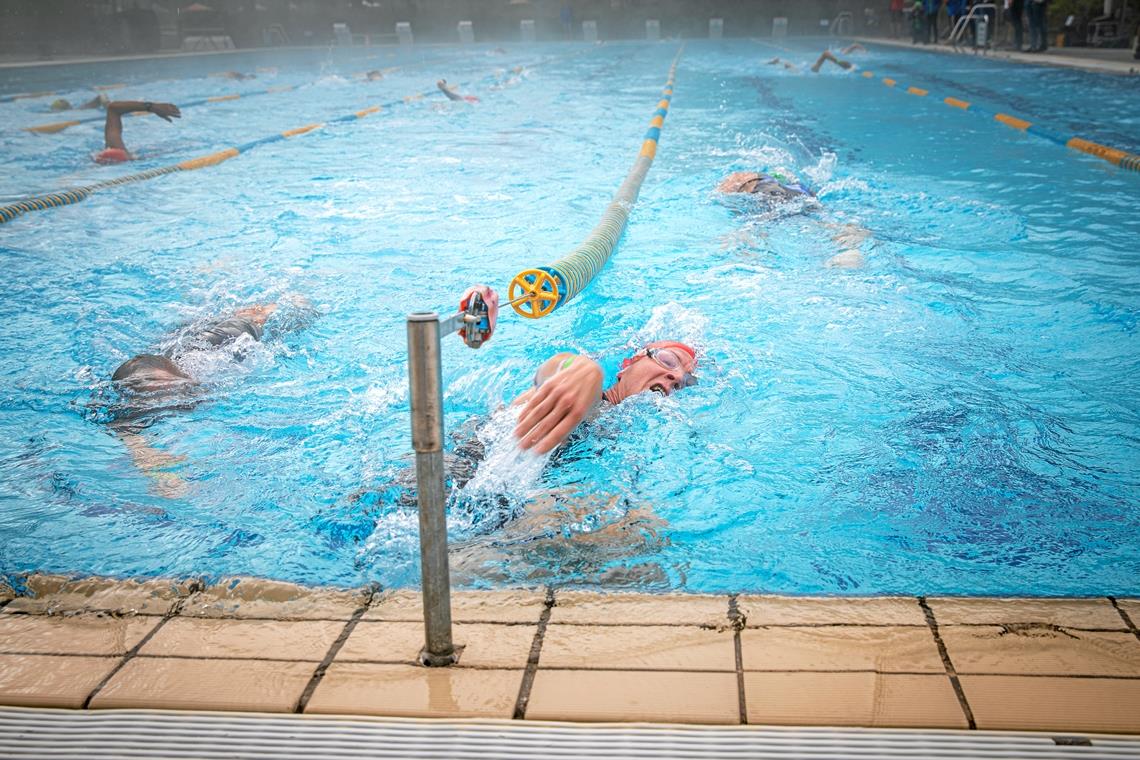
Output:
[1, 40, 1138, 595]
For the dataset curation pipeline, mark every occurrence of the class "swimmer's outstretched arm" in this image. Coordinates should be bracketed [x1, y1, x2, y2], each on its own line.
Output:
[437, 79, 464, 101]
[513, 352, 603, 455]
[841, 43, 866, 54]
[811, 51, 853, 73]
[104, 101, 181, 150]
[111, 425, 189, 498]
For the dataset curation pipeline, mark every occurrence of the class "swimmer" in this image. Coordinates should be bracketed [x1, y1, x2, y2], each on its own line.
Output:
[436, 79, 480, 103]
[365, 70, 385, 81]
[216, 70, 256, 80]
[96, 100, 181, 164]
[811, 50, 855, 72]
[111, 304, 278, 397]
[104, 302, 306, 496]
[766, 57, 800, 71]
[456, 286, 698, 455]
[717, 172, 870, 268]
[840, 43, 867, 54]
[50, 94, 109, 111]
[717, 170, 815, 202]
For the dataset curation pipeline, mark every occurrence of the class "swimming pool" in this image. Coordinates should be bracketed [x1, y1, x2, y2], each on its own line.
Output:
[1, 39, 1137, 595]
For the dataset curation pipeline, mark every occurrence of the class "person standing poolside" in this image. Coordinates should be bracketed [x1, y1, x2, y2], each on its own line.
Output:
[924, 0, 943, 43]
[437, 79, 480, 103]
[1006, 0, 1025, 50]
[96, 100, 180, 164]
[890, 0, 907, 37]
[456, 286, 698, 456]
[1026, 0, 1049, 52]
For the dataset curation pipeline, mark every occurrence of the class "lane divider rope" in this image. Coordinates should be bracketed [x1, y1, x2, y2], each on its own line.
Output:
[508, 47, 684, 319]
[856, 64, 1140, 172]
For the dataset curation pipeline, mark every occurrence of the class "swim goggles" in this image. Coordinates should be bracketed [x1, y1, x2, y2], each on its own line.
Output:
[645, 347, 699, 389]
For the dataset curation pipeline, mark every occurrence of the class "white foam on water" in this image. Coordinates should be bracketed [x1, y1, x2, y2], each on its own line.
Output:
[458, 405, 551, 499]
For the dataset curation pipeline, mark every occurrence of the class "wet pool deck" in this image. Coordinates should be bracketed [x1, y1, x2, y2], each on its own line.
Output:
[0, 575, 1138, 734]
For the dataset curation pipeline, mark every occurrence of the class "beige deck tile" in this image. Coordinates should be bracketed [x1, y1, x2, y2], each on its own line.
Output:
[180, 577, 368, 620]
[338, 621, 536, 668]
[0, 654, 118, 708]
[926, 597, 1123, 628]
[540, 624, 735, 671]
[139, 618, 345, 661]
[744, 672, 967, 728]
[736, 596, 925, 626]
[961, 675, 1140, 733]
[305, 663, 522, 718]
[5, 575, 196, 616]
[740, 626, 944, 673]
[550, 592, 729, 627]
[365, 589, 546, 623]
[941, 626, 1140, 676]
[527, 670, 738, 723]
[1118, 599, 1140, 625]
[89, 658, 315, 712]
[0, 614, 159, 655]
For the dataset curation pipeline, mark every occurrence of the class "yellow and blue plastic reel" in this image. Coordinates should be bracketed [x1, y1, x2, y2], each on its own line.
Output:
[508, 268, 560, 319]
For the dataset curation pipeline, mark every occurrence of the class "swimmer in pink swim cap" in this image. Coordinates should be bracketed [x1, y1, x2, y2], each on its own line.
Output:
[95, 100, 181, 164]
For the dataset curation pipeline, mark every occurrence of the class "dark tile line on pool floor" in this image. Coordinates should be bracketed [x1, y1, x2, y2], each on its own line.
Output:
[1110, 597, 1140, 643]
[295, 597, 374, 714]
[920, 596, 976, 730]
[512, 586, 554, 719]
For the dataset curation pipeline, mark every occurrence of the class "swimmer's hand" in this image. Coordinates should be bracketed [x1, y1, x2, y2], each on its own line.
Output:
[514, 355, 602, 454]
[151, 103, 181, 122]
[458, 285, 498, 344]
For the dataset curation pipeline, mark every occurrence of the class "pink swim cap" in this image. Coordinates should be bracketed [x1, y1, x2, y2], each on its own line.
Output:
[95, 148, 130, 164]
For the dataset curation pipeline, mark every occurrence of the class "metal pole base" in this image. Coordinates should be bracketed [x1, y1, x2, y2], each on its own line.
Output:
[419, 647, 460, 667]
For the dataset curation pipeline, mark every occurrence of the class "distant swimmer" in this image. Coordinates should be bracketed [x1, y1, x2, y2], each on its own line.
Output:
[766, 57, 800, 71]
[811, 50, 855, 72]
[717, 171, 870, 268]
[437, 78, 480, 103]
[216, 70, 256, 80]
[840, 43, 867, 54]
[50, 94, 109, 111]
[717, 170, 816, 202]
[365, 70, 384, 81]
[96, 100, 181, 164]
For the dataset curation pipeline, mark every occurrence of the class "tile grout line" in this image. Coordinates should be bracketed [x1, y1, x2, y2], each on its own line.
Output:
[728, 594, 747, 725]
[512, 586, 554, 720]
[919, 596, 976, 730]
[1108, 596, 1140, 643]
[79, 590, 197, 709]
[294, 586, 378, 714]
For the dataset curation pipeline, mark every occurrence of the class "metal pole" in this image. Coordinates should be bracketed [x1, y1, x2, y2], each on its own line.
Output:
[406, 312, 457, 666]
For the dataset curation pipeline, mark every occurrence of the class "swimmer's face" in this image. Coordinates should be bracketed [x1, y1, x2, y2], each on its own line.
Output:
[616, 341, 698, 398]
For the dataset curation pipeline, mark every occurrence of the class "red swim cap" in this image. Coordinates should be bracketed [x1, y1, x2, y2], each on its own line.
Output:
[94, 148, 130, 164]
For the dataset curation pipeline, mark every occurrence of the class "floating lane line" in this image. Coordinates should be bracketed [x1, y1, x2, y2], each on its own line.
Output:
[855, 66, 1140, 172]
[0, 50, 600, 225]
[507, 47, 683, 319]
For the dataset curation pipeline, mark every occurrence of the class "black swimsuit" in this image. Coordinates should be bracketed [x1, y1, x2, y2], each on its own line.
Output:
[197, 317, 262, 347]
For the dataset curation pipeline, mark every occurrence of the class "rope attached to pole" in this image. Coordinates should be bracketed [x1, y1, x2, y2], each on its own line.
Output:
[508, 47, 683, 319]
